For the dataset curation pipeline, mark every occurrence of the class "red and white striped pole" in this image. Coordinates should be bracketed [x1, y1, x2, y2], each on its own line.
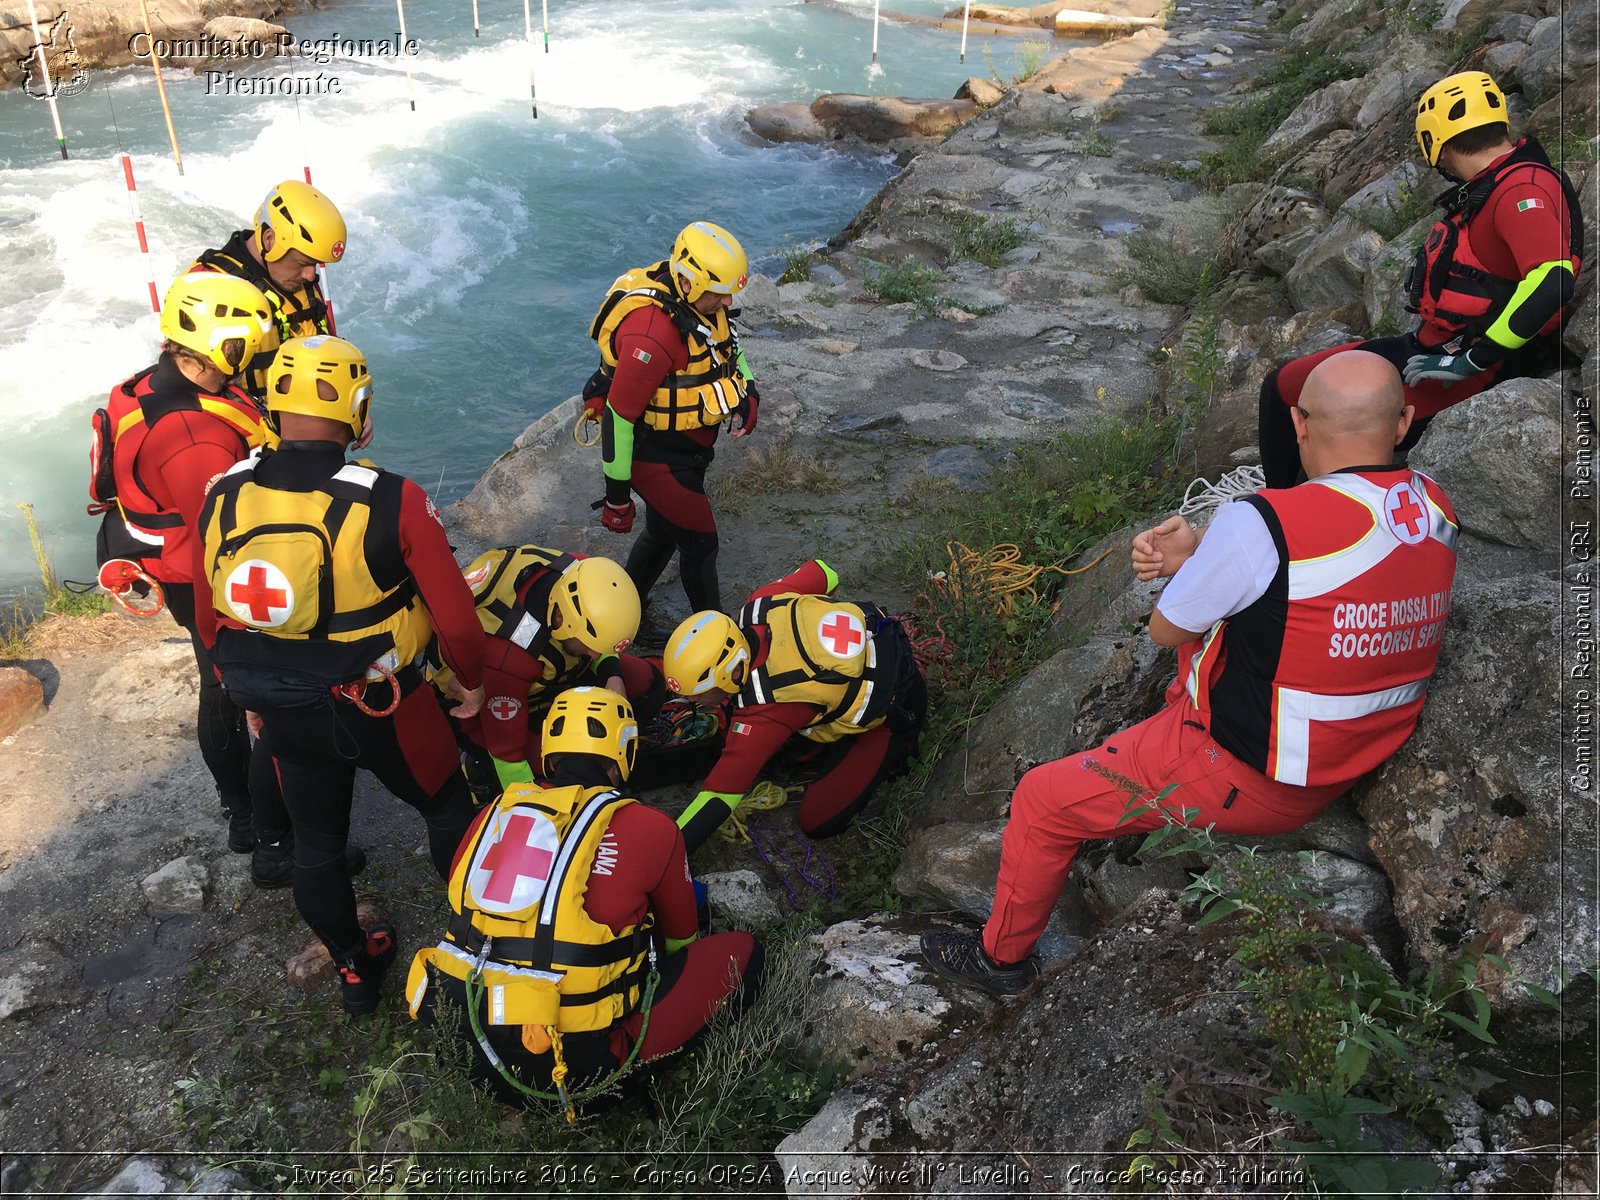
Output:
[119, 153, 160, 313]
[302, 165, 337, 333]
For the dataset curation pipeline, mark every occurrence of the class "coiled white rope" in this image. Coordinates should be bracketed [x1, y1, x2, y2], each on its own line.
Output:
[1177, 464, 1265, 517]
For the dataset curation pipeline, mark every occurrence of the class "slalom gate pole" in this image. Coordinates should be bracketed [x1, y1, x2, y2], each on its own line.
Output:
[523, 0, 537, 116]
[471, 0, 480, 36]
[302, 165, 337, 332]
[119, 154, 161, 312]
[136, 0, 184, 173]
[871, 0, 880, 62]
[23, 0, 67, 159]
[541, 0, 548, 51]
[960, 0, 971, 63]
[396, 0, 416, 109]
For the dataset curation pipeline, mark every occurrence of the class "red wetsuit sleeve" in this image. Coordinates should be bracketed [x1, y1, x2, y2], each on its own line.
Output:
[1484, 168, 1574, 277]
[139, 412, 250, 587]
[606, 306, 688, 424]
[397, 480, 484, 689]
[749, 561, 833, 603]
[702, 702, 813, 796]
[584, 803, 699, 944]
[479, 638, 541, 762]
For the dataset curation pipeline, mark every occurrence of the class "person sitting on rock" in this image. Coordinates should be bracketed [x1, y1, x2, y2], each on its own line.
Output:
[659, 560, 927, 853]
[925, 352, 1458, 996]
[432, 544, 659, 795]
[190, 179, 346, 405]
[584, 220, 761, 642]
[1258, 71, 1582, 487]
[405, 687, 764, 1112]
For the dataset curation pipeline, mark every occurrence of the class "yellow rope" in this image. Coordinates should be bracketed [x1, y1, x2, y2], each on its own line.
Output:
[717, 780, 795, 844]
[935, 541, 1114, 618]
[573, 409, 601, 448]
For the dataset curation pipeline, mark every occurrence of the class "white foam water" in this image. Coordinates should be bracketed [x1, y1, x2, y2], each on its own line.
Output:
[0, 0, 1044, 593]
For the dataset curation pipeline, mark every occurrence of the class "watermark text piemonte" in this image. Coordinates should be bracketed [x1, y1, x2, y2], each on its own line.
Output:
[125, 30, 420, 96]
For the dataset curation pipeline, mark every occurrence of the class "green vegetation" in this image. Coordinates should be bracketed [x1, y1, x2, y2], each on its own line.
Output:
[1116, 230, 1219, 307]
[1166, 279, 1226, 410]
[949, 213, 1026, 267]
[987, 39, 1051, 87]
[776, 238, 820, 285]
[1196, 49, 1362, 188]
[1119, 810, 1576, 1195]
[1352, 176, 1437, 240]
[3, 503, 111, 655]
[862, 255, 943, 307]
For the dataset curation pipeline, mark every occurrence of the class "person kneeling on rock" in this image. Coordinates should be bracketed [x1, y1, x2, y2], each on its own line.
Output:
[406, 687, 763, 1113]
[660, 559, 927, 853]
[925, 352, 1458, 997]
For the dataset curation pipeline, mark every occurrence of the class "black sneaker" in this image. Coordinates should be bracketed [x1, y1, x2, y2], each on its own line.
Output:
[225, 807, 255, 854]
[252, 841, 369, 890]
[920, 927, 1041, 998]
[339, 922, 398, 1016]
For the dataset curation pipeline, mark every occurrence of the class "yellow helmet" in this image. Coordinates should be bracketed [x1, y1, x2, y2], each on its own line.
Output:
[541, 686, 638, 781]
[1415, 71, 1507, 166]
[669, 222, 749, 304]
[662, 610, 750, 697]
[159, 271, 274, 377]
[550, 557, 641, 656]
[266, 335, 372, 437]
[256, 180, 347, 264]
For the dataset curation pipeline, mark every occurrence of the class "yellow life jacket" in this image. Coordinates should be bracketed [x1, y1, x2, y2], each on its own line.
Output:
[736, 594, 897, 744]
[430, 545, 590, 698]
[200, 450, 431, 693]
[192, 233, 333, 401]
[405, 783, 652, 1050]
[587, 263, 748, 433]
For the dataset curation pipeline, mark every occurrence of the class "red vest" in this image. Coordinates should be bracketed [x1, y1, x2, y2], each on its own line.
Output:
[1181, 469, 1458, 788]
[1408, 138, 1582, 347]
[104, 360, 264, 582]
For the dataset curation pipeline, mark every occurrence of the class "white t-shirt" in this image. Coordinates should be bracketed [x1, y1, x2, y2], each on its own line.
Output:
[1154, 501, 1280, 634]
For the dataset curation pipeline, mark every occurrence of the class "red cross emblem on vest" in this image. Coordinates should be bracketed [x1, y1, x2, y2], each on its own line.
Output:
[225, 560, 294, 627]
[486, 695, 522, 722]
[1383, 481, 1429, 546]
[818, 610, 865, 659]
[470, 811, 559, 911]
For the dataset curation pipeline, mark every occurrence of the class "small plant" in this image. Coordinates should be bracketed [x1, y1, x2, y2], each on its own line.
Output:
[1196, 49, 1361, 188]
[776, 238, 820, 285]
[1356, 176, 1437, 240]
[1166, 274, 1225, 411]
[862, 255, 942, 307]
[709, 440, 843, 517]
[1116, 230, 1219, 307]
[950, 213, 1026, 267]
[987, 39, 1051, 86]
[1081, 116, 1116, 157]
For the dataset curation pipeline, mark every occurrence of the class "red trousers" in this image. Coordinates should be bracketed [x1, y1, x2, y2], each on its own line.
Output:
[982, 694, 1346, 965]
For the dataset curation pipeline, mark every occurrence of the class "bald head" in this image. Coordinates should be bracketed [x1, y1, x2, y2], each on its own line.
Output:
[1293, 350, 1412, 477]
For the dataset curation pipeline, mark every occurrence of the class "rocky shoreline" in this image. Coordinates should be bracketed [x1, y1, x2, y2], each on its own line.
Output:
[0, 0, 1595, 1192]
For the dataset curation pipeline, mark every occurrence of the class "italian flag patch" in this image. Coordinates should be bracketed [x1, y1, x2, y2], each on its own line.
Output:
[632, 348, 653, 363]
[1516, 198, 1544, 211]
[731, 721, 751, 736]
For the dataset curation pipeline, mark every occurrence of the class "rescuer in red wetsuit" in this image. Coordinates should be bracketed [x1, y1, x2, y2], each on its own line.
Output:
[1258, 71, 1582, 487]
[926, 352, 1458, 996]
[406, 688, 764, 1109]
[660, 560, 927, 853]
[431, 544, 656, 793]
[92, 271, 285, 859]
[195, 335, 488, 1016]
[586, 221, 761, 640]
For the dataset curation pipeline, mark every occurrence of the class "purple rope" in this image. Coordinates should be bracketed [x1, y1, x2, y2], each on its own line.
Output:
[748, 823, 836, 907]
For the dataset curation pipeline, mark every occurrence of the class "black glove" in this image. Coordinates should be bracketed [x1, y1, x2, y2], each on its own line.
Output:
[733, 382, 759, 434]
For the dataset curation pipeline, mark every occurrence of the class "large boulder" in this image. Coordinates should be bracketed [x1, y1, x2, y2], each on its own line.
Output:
[810, 94, 978, 143]
[1261, 80, 1359, 154]
[777, 895, 1259, 1181]
[1052, 9, 1158, 36]
[1226, 186, 1331, 276]
[746, 102, 827, 144]
[798, 915, 992, 1075]
[1354, 67, 1438, 131]
[1408, 378, 1564, 553]
[1284, 214, 1386, 315]
[1520, 2, 1600, 103]
[1355, 569, 1580, 1017]
[953, 76, 1005, 107]
[0, 667, 44, 741]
